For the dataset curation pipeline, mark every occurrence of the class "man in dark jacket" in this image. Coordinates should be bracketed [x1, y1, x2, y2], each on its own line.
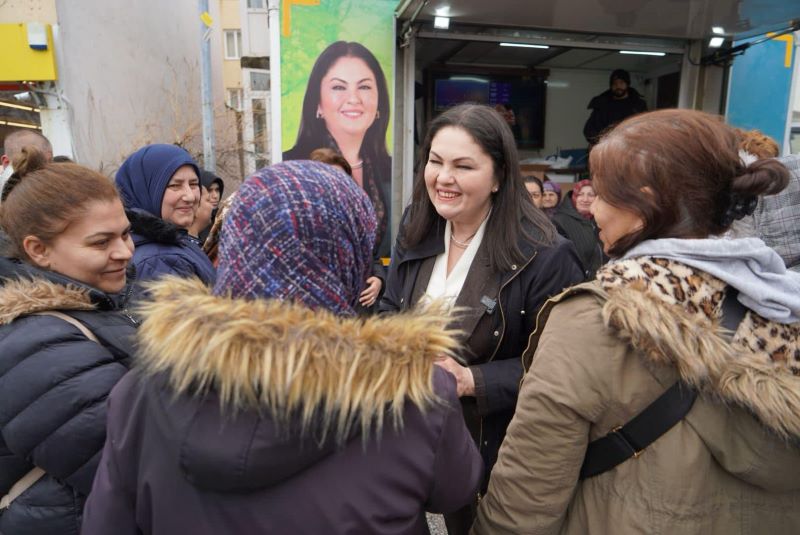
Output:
[583, 69, 647, 146]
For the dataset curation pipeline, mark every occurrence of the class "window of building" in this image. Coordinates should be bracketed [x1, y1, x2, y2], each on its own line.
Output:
[226, 88, 243, 111]
[247, 0, 265, 9]
[224, 30, 242, 60]
[250, 71, 270, 92]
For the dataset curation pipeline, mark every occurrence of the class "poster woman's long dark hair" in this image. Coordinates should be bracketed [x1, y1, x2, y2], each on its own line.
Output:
[283, 41, 392, 255]
[283, 41, 391, 166]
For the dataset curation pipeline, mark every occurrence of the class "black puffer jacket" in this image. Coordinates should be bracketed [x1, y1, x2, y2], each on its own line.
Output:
[0, 261, 137, 535]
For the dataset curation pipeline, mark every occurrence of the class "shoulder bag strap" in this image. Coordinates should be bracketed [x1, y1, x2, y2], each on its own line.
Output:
[579, 383, 697, 479]
[580, 287, 746, 479]
[0, 467, 46, 510]
[33, 310, 100, 344]
[0, 311, 101, 510]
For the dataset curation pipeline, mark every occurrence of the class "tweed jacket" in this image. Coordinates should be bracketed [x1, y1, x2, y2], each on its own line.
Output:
[754, 154, 800, 272]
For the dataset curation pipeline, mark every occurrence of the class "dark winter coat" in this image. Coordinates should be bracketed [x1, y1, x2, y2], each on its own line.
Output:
[126, 209, 216, 292]
[552, 192, 606, 280]
[0, 265, 137, 535]
[379, 216, 584, 488]
[583, 87, 647, 145]
[82, 277, 482, 535]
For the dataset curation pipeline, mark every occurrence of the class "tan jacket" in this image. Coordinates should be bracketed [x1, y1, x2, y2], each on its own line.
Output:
[473, 259, 800, 535]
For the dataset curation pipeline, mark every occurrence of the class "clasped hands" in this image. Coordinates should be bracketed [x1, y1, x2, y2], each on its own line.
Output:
[435, 356, 475, 397]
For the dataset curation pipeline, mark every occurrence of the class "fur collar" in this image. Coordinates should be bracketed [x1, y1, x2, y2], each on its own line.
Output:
[0, 277, 95, 324]
[596, 257, 800, 439]
[135, 277, 461, 441]
[126, 208, 185, 246]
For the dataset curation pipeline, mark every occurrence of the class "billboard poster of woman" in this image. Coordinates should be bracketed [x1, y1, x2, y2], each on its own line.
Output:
[281, 0, 395, 258]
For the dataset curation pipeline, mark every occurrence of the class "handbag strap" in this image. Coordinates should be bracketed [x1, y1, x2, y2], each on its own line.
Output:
[579, 382, 697, 479]
[33, 310, 100, 344]
[0, 467, 46, 510]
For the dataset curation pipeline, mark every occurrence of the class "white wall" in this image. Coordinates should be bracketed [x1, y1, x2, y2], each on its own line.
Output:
[54, 0, 226, 174]
[522, 68, 649, 159]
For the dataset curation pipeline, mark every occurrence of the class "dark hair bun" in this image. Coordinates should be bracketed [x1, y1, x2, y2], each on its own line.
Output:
[731, 158, 790, 198]
[717, 159, 790, 228]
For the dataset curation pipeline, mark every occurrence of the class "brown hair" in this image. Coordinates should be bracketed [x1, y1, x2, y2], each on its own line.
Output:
[310, 147, 352, 176]
[736, 128, 780, 159]
[403, 104, 555, 272]
[0, 146, 121, 260]
[590, 109, 789, 257]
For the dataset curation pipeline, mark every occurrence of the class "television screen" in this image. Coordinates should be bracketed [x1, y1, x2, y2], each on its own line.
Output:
[430, 72, 546, 149]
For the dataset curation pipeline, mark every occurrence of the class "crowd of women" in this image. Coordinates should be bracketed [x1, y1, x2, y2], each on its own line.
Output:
[0, 96, 799, 533]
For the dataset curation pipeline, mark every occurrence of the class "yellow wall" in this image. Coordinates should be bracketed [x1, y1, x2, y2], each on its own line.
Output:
[223, 61, 243, 88]
[0, 0, 57, 24]
[219, 0, 242, 89]
[220, 0, 241, 29]
[0, 23, 58, 81]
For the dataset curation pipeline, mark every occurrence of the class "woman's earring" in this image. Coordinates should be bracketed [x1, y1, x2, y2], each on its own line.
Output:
[316, 109, 323, 119]
[375, 110, 380, 119]
[492, 187, 499, 193]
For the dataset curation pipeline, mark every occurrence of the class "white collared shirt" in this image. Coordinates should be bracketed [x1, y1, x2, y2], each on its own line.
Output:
[421, 216, 489, 310]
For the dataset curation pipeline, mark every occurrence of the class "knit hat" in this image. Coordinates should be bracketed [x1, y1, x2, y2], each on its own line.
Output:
[214, 160, 376, 316]
[115, 144, 200, 218]
[610, 69, 631, 87]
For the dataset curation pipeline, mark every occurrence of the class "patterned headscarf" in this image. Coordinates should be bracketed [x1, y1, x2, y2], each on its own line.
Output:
[214, 160, 377, 316]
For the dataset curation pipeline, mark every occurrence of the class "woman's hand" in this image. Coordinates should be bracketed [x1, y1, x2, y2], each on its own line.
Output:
[435, 356, 475, 397]
[359, 276, 382, 307]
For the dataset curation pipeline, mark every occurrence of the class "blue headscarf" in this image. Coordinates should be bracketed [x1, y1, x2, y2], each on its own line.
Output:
[115, 144, 200, 218]
[214, 160, 377, 316]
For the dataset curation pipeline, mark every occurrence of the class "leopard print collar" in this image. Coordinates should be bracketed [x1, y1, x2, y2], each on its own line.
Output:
[597, 256, 800, 375]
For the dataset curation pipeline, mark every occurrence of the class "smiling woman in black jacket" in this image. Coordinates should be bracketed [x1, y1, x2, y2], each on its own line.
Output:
[0, 148, 137, 535]
[379, 104, 584, 534]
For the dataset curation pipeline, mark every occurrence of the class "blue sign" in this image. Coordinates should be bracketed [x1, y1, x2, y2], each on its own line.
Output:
[726, 33, 796, 149]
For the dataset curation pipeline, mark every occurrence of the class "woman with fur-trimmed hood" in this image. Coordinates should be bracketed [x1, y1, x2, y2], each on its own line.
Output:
[0, 148, 137, 534]
[473, 110, 800, 535]
[82, 161, 482, 535]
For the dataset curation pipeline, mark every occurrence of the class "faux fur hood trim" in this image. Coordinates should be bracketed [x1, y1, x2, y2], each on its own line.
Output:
[0, 277, 95, 324]
[601, 282, 800, 440]
[135, 277, 461, 442]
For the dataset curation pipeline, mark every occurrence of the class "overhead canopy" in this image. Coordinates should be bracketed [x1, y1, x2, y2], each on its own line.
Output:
[397, 0, 799, 42]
